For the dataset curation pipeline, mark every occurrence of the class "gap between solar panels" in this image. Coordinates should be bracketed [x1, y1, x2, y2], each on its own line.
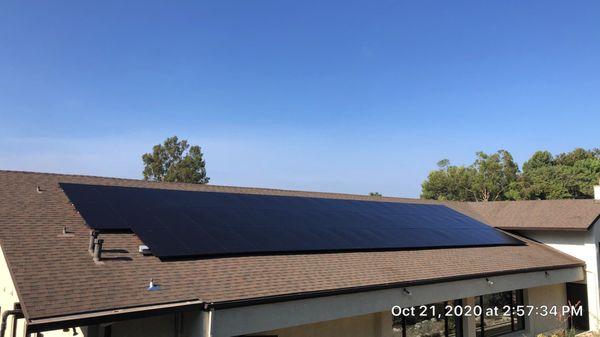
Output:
[59, 183, 524, 259]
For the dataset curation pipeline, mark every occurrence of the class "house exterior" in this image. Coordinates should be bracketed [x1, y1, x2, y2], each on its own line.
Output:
[0, 170, 597, 337]
[448, 199, 600, 332]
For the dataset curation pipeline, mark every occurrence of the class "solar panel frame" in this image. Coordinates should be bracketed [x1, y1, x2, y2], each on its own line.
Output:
[60, 183, 524, 258]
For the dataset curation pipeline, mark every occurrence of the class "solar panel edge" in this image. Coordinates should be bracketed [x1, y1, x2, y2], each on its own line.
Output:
[59, 182, 525, 259]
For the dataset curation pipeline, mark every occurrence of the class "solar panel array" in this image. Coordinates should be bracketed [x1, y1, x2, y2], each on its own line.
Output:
[60, 183, 523, 258]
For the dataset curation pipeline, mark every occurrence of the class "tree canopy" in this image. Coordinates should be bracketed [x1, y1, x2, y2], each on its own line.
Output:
[421, 148, 600, 201]
[142, 136, 209, 184]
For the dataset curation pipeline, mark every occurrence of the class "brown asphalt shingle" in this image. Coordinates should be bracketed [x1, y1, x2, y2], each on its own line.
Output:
[446, 200, 600, 231]
[0, 170, 585, 320]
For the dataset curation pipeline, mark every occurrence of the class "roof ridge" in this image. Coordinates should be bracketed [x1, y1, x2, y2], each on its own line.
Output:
[3, 170, 598, 204]
[0, 169, 145, 182]
[0, 169, 427, 203]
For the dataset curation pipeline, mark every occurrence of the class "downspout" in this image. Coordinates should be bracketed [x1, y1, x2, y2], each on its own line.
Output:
[0, 304, 24, 337]
[11, 315, 25, 337]
[10, 315, 17, 337]
[200, 305, 213, 337]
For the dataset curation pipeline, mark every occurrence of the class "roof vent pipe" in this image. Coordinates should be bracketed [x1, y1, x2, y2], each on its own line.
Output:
[594, 180, 600, 200]
[148, 278, 160, 291]
[89, 231, 98, 254]
[93, 239, 104, 262]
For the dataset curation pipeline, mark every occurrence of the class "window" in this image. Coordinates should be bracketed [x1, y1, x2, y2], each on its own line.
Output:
[476, 290, 524, 337]
[393, 300, 463, 337]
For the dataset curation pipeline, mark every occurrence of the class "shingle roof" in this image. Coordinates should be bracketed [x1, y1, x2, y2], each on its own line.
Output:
[0, 170, 584, 321]
[446, 200, 600, 231]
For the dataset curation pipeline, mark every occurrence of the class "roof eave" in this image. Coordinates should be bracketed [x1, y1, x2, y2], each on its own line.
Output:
[207, 263, 585, 310]
[25, 262, 584, 333]
[499, 227, 590, 232]
[26, 300, 204, 333]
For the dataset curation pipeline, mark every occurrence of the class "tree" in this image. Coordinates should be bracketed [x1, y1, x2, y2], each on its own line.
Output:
[422, 147, 600, 201]
[142, 136, 209, 184]
[471, 150, 518, 201]
[516, 148, 600, 199]
[521, 151, 553, 172]
[421, 159, 476, 201]
[369, 192, 382, 197]
[554, 148, 595, 166]
[421, 150, 519, 201]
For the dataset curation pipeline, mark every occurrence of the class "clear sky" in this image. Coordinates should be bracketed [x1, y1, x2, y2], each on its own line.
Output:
[1, 1, 599, 197]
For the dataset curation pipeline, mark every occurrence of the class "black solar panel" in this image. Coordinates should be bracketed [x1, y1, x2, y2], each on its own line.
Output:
[60, 183, 524, 258]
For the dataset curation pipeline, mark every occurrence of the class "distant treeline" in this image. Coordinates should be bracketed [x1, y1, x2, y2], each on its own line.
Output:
[421, 148, 600, 201]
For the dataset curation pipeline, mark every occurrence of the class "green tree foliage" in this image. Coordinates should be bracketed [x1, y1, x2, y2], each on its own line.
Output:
[420, 160, 476, 201]
[142, 136, 209, 184]
[421, 150, 518, 201]
[369, 192, 382, 197]
[421, 148, 600, 201]
[521, 150, 553, 172]
[471, 150, 518, 201]
[514, 148, 600, 200]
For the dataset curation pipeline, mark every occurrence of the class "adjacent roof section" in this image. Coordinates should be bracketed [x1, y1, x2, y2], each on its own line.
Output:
[448, 200, 600, 231]
[0, 170, 585, 322]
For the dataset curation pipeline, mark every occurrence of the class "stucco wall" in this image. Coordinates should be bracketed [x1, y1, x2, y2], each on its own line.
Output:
[517, 229, 600, 331]
[0, 244, 23, 337]
[525, 284, 568, 335]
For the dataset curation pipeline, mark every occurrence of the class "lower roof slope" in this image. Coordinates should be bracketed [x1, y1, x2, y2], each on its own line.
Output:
[0, 170, 584, 321]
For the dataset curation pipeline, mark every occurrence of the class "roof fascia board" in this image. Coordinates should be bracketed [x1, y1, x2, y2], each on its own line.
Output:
[499, 227, 590, 232]
[26, 300, 204, 333]
[587, 213, 600, 230]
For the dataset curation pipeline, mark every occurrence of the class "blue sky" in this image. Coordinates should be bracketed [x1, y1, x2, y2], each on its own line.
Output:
[1, 1, 599, 197]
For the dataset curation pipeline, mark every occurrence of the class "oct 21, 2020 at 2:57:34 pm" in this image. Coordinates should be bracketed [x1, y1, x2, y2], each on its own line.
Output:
[392, 304, 583, 319]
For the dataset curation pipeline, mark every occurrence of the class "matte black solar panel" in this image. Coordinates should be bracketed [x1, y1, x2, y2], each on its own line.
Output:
[60, 183, 524, 258]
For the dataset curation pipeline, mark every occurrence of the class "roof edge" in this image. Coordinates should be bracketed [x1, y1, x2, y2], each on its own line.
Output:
[25, 263, 584, 332]
[208, 263, 585, 310]
[500, 227, 590, 232]
[26, 299, 204, 333]
[587, 213, 600, 230]
[0, 244, 30, 319]
[1, 169, 425, 203]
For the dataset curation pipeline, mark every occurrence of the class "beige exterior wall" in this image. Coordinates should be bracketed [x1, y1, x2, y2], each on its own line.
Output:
[517, 228, 599, 331]
[525, 284, 569, 335]
[0, 245, 21, 334]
